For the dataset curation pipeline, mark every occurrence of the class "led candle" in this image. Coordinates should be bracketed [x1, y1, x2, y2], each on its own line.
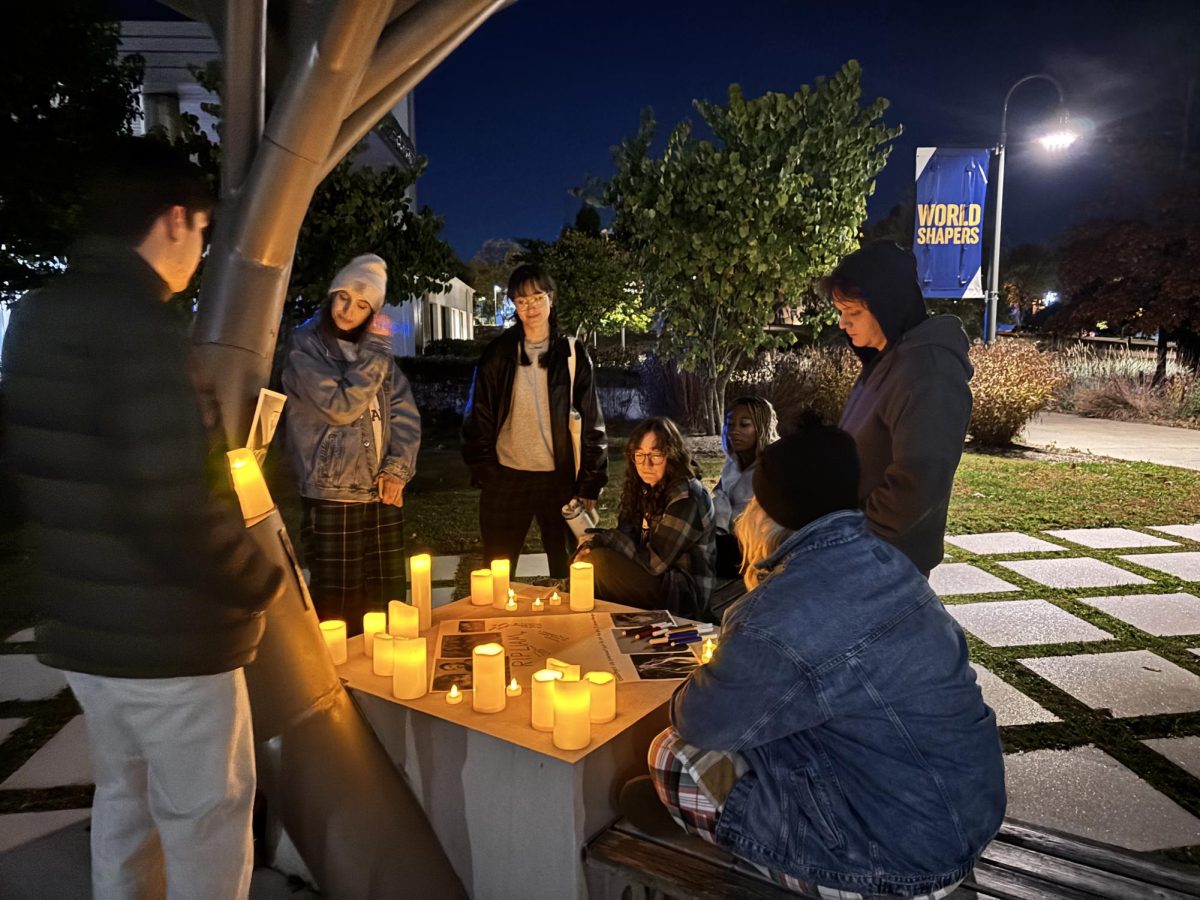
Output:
[472, 642, 506, 714]
[506, 677, 523, 697]
[531, 597, 545, 612]
[585, 671, 616, 723]
[546, 657, 580, 682]
[410, 553, 432, 632]
[531, 669, 562, 731]
[391, 636, 427, 700]
[362, 611, 387, 658]
[701, 638, 717, 664]
[446, 684, 463, 705]
[470, 569, 493, 606]
[490, 559, 510, 610]
[319, 620, 347, 665]
[569, 561, 594, 611]
[552, 680, 592, 750]
[548, 591, 562, 606]
[388, 600, 418, 639]
[505, 588, 518, 612]
[372, 633, 395, 676]
[225, 448, 274, 520]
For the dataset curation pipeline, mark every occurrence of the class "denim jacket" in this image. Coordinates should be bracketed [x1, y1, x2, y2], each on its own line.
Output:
[282, 313, 420, 501]
[671, 510, 1005, 895]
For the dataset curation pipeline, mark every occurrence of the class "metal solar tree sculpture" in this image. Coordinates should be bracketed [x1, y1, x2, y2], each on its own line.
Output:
[159, 1, 507, 896]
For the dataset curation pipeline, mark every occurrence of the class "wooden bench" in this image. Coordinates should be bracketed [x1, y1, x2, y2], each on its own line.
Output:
[585, 817, 1200, 899]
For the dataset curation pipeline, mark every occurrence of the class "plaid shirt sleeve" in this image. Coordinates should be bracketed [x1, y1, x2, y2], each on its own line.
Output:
[641, 486, 708, 576]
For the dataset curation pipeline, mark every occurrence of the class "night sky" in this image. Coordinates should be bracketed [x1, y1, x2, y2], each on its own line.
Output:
[121, 0, 1199, 262]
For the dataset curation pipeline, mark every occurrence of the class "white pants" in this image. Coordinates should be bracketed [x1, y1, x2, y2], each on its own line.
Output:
[66, 669, 256, 900]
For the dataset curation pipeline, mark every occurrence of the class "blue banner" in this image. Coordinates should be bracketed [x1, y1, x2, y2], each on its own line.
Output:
[913, 147, 990, 299]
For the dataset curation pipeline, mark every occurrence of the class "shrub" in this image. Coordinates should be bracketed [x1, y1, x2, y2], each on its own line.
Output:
[968, 341, 1066, 446]
[422, 338, 486, 358]
[729, 346, 860, 430]
[1071, 373, 1200, 423]
[636, 355, 708, 432]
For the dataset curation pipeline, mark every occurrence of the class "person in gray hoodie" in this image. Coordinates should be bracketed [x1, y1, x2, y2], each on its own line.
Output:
[824, 241, 973, 576]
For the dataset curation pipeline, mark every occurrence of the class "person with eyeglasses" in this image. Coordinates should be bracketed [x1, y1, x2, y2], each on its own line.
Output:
[461, 263, 608, 578]
[579, 417, 716, 620]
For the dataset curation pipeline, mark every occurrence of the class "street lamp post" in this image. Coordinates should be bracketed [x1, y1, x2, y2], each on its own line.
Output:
[986, 73, 1077, 344]
[492, 284, 502, 325]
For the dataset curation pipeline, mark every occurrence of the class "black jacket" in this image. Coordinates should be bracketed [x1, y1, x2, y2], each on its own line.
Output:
[2, 241, 283, 678]
[461, 328, 607, 501]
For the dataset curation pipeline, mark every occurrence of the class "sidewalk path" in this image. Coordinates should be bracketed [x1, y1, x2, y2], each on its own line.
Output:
[1022, 412, 1200, 471]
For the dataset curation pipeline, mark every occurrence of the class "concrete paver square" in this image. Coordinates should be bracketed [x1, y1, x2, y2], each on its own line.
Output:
[0, 655, 67, 702]
[0, 718, 26, 745]
[1079, 593, 1200, 636]
[1003, 745, 1200, 851]
[0, 808, 91, 855]
[1119, 552, 1200, 582]
[949, 600, 1111, 647]
[515, 553, 550, 578]
[4, 628, 35, 643]
[1144, 737, 1200, 780]
[431, 555, 460, 583]
[1151, 524, 1200, 543]
[944, 532, 1065, 555]
[970, 665, 1059, 725]
[1044, 527, 1178, 549]
[1021, 650, 1200, 717]
[2, 716, 93, 789]
[928, 564, 1020, 597]
[998, 557, 1152, 589]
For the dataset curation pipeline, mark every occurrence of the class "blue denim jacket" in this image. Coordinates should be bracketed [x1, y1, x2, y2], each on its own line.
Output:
[671, 510, 1005, 895]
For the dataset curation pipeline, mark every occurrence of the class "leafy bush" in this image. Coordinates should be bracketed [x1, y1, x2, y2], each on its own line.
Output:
[729, 346, 860, 430]
[636, 355, 708, 432]
[422, 338, 486, 358]
[968, 341, 1066, 446]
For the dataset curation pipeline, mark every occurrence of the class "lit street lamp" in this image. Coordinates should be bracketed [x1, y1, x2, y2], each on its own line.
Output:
[985, 74, 1078, 344]
[492, 284, 502, 325]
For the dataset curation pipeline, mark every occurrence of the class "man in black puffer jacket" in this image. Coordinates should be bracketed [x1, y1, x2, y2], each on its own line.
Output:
[2, 139, 283, 899]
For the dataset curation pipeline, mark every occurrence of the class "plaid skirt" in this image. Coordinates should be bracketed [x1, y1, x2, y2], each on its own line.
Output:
[647, 729, 965, 899]
[300, 498, 406, 635]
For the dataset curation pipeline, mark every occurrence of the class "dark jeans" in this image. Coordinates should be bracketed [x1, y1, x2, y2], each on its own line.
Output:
[590, 546, 665, 610]
[479, 466, 572, 578]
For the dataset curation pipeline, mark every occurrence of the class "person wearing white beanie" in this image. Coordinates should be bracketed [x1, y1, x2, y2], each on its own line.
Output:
[281, 253, 422, 634]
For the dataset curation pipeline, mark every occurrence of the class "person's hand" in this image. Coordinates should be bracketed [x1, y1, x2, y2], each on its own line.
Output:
[376, 472, 405, 507]
[574, 544, 592, 561]
[581, 498, 597, 515]
[367, 311, 394, 338]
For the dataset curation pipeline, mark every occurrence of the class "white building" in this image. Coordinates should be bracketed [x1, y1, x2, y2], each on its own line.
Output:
[386, 277, 476, 357]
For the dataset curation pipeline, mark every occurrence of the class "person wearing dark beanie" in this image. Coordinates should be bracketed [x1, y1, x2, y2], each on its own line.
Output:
[631, 423, 1006, 898]
[823, 241, 973, 576]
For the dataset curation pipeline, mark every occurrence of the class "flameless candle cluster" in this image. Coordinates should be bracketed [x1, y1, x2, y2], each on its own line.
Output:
[569, 561, 594, 611]
[491, 559, 510, 610]
[470, 569, 493, 606]
[411, 553, 432, 631]
[362, 611, 387, 658]
[319, 620, 347, 665]
[388, 600, 418, 639]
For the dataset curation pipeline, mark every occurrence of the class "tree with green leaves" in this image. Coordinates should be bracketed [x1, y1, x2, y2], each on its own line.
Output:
[0, 3, 142, 298]
[518, 229, 649, 339]
[607, 62, 900, 432]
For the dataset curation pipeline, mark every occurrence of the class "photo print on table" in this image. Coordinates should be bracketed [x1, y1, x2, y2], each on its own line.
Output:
[439, 631, 503, 658]
[431, 657, 512, 692]
[610, 610, 676, 630]
[630, 651, 700, 680]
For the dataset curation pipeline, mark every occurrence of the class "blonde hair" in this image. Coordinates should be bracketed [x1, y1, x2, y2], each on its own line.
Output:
[733, 497, 795, 590]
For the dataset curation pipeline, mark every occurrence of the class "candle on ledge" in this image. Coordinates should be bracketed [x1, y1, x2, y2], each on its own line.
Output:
[362, 611, 387, 658]
[446, 683, 463, 705]
[410, 553, 432, 632]
[388, 600, 419, 639]
[701, 638, 717, 664]
[505, 588, 518, 612]
[506, 677, 523, 697]
[472, 643, 506, 714]
[585, 671, 616, 723]
[531, 597, 545, 613]
[547, 657, 580, 682]
[225, 447, 274, 520]
[569, 561, 594, 611]
[319, 620, 347, 665]
[372, 633, 395, 676]
[391, 636, 427, 700]
[470, 569, 493, 606]
[552, 679, 592, 750]
[548, 591, 562, 606]
[531, 669, 562, 732]
[490, 559, 510, 610]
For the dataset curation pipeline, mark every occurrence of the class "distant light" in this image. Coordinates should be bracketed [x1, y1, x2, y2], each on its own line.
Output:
[1037, 130, 1078, 152]
[1043, 291, 1059, 305]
